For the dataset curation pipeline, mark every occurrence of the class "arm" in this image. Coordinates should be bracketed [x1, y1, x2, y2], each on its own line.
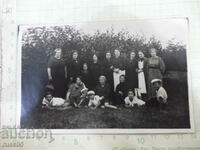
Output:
[66, 92, 70, 101]
[47, 67, 52, 80]
[64, 66, 67, 79]
[159, 57, 165, 74]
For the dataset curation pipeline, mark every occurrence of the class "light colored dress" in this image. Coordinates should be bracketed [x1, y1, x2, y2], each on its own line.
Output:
[88, 95, 102, 107]
[138, 60, 147, 94]
[156, 86, 168, 103]
[124, 96, 145, 106]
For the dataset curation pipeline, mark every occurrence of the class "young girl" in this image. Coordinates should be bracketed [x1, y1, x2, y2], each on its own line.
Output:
[42, 92, 71, 110]
[87, 91, 103, 109]
[124, 89, 145, 107]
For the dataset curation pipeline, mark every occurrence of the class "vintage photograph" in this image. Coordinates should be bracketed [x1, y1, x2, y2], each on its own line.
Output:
[19, 19, 192, 131]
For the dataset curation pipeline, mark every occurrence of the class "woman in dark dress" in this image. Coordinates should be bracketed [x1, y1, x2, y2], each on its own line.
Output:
[89, 54, 102, 89]
[47, 48, 67, 98]
[102, 51, 113, 85]
[67, 50, 81, 83]
[80, 62, 92, 90]
[125, 51, 138, 91]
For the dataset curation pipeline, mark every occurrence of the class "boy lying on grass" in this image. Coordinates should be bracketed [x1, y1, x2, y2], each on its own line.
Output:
[42, 92, 72, 110]
[124, 89, 146, 107]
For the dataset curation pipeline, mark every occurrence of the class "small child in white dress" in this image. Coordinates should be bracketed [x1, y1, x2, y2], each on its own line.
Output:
[87, 91, 103, 109]
[124, 89, 145, 107]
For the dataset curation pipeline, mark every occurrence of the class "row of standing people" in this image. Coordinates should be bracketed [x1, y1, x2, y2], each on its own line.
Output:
[47, 48, 165, 102]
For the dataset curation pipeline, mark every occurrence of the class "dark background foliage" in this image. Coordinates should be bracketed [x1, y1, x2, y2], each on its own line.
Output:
[21, 25, 188, 119]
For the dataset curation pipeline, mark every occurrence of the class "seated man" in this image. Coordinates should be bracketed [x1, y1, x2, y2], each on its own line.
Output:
[42, 91, 71, 110]
[66, 76, 86, 107]
[94, 75, 117, 109]
[151, 79, 168, 111]
[124, 89, 145, 107]
[115, 75, 127, 106]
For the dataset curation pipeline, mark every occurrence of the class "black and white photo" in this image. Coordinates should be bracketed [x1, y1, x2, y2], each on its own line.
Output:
[18, 19, 193, 132]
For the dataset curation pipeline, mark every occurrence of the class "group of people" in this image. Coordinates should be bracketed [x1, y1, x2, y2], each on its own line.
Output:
[42, 47, 168, 111]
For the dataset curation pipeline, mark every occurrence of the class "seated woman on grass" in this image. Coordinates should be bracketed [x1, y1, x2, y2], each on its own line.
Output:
[94, 75, 117, 109]
[66, 76, 86, 107]
[42, 91, 72, 110]
[124, 89, 145, 108]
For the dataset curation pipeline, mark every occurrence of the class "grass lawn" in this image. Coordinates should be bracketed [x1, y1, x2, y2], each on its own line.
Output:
[21, 71, 190, 129]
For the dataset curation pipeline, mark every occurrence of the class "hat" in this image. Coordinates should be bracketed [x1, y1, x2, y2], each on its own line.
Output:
[151, 79, 162, 84]
[81, 88, 88, 93]
[87, 90, 95, 95]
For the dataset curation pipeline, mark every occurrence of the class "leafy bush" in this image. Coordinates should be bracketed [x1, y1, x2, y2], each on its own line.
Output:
[22, 25, 187, 72]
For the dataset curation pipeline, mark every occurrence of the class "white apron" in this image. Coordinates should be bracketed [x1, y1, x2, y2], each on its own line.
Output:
[138, 61, 147, 94]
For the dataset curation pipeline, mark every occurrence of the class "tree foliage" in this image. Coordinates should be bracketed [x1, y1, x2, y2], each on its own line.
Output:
[22, 25, 187, 72]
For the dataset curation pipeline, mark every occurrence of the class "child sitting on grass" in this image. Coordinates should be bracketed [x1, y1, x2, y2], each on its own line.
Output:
[124, 89, 145, 107]
[87, 90, 103, 109]
[77, 88, 89, 107]
[42, 92, 72, 110]
[151, 79, 168, 111]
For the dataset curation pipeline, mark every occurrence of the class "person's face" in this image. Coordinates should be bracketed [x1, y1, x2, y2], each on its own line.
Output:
[153, 82, 161, 90]
[150, 49, 157, 57]
[106, 52, 111, 60]
[93, 55, 98, 62]
[55, 49, 62, 57]
[82, 90, 87, 95]
[119, 76, 125, 83]
[72, 52, 78, 60]
[46, 94, 53, 101]
[114, 49, 120, 57]
[76, 77, 82, 85]
[99, 77, 106, 85]
[138, 51, 144, 59]
[130, 52, 135, 59]
[83, 64, 88, 71]
[128, 91, 134, 98]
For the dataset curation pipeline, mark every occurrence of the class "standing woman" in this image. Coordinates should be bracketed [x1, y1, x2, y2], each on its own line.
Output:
[80, 62, 92, 90]
[67, 50, 81, 83]
[47, 48, 67, 98]
[102, 51, 114, 88]
[125, 51, 138, 91]
[137, 51, 148, 96]
[112, 49, 126, 91]
[89, 54, 102, 89]
[147, 48, 165, 98]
